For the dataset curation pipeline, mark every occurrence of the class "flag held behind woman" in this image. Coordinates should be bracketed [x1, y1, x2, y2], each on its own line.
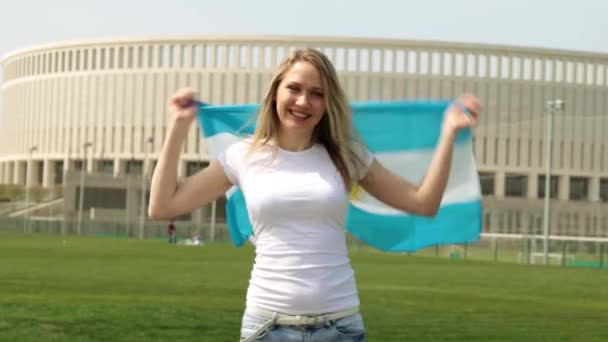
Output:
[198, 101, 482, 252]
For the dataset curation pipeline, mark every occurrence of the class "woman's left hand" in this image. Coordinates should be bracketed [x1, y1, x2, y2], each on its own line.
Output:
[443, 94, 482, 134]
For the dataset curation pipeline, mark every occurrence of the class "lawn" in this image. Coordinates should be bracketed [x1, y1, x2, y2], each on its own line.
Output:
[1, 231, 607, 341]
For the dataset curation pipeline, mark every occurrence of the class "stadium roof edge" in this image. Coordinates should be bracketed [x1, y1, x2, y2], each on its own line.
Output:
[3, 35, 608, 64]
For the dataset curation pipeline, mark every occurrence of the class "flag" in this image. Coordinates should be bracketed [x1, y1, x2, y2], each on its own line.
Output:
[198, 101, 482, 252]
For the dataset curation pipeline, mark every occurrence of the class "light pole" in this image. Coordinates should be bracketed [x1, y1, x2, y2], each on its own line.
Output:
[25, 146, 38, 233]
[542, 99, 564, 265]
[139, 137, 154, 240]
[77, 142, 93, 236]
[125, 158, 133, 237]
[210, 199, 217, 243]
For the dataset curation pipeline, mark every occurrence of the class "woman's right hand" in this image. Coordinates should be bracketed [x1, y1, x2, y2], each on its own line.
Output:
[169, 88, 199, 125]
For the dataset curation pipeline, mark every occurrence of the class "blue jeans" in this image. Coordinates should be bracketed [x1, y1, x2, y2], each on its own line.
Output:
[240, 308, 366, 341]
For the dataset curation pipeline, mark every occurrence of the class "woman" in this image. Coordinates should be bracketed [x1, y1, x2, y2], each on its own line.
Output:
[149, 48, 481, 341]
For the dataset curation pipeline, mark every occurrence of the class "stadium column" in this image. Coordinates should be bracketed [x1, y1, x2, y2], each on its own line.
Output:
[192, 206, 203, 236]
[2, 163, 10, 184]
[0, 162, 5, 184]
[63, 157, 74, 185]
[527, 172, 538, 199]
[42, 159, 55, 188]
[1, 163, 6, 184]
[588, 177, 600, 202]
[126, 176, 139, 229]
[6, 162, 14, 184]
[14, 161, 25, 185]
[4, 163, 10, 184]
[29, 160, 41, 187]
[114, 159, 125, 178]
[494, 170, 506, 199]
[558, 175, 569, 201]
[86, 151, 95, 174]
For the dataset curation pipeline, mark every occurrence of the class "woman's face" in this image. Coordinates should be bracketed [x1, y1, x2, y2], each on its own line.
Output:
[275, 61, 326, 136]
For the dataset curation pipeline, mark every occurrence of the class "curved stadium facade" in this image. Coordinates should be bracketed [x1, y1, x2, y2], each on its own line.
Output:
[1, 36, 607, 238]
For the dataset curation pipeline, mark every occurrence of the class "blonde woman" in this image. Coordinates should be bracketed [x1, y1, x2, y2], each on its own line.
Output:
[149, 48, 481, 341]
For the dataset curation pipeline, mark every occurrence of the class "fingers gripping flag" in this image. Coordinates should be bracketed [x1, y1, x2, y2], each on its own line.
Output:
[197, 101, 482, 252]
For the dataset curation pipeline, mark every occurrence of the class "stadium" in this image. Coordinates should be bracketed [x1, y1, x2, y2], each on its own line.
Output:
[1, 35, 607, 244]
[2, 34, 608, 341]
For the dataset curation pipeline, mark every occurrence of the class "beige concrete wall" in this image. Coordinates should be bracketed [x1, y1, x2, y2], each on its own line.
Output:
[482, 196, 608, 237]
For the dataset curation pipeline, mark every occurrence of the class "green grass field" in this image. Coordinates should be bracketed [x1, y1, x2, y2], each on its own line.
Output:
[1, 231, 607, 342]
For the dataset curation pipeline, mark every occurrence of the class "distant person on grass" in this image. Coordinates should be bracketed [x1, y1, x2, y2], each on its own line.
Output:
[167, 221, 176, 244]
[149, 48, 481, 341]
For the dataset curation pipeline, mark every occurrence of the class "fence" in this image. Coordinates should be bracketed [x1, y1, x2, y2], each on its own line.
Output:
[2, 215, 606, 269]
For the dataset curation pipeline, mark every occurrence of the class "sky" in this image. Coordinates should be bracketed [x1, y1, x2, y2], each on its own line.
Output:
[0, 0, 607, 97]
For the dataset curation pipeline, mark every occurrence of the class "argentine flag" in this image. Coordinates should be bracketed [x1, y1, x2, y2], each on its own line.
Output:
[198, 101, 482, 252]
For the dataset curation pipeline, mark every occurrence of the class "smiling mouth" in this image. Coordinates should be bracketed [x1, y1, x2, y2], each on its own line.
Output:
[289, 110, 312, 120]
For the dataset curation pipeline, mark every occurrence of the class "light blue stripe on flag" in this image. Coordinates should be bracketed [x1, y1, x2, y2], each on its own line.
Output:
[198, 101, 482, 252]
[199, 102, 472, 151]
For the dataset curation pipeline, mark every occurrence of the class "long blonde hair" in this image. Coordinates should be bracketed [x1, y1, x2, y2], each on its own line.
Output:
[250, 48, 366, 190]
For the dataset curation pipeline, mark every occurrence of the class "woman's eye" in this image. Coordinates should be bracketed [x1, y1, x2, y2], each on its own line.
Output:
[312, 92, 324, 98]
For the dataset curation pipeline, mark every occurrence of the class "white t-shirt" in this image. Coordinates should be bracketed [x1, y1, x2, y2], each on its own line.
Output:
[218, 139, 373, 315]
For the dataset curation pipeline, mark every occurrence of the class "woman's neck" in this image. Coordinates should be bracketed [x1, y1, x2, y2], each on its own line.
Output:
[275, 129, 315, 152]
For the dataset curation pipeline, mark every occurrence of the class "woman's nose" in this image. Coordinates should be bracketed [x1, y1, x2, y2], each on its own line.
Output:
[295, 94, 310, 107]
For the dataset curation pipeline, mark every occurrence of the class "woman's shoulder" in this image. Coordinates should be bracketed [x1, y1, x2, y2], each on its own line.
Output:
[226, 137, 254, 154]
[224, 137, 276, 160]
[350, 140, 372, 160]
